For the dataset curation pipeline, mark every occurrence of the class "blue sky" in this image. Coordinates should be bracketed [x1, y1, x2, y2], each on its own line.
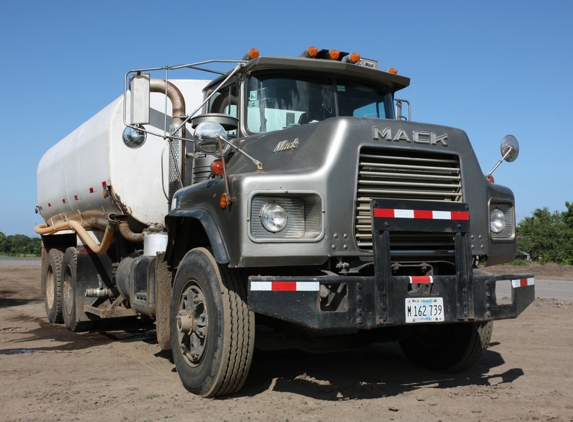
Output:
[1, 0, 572, 236]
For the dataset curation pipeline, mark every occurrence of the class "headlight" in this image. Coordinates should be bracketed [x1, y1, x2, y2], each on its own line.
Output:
[260, 203, 288, 233]
[490, 208, 506, 233]
[250, 194, 323, 242]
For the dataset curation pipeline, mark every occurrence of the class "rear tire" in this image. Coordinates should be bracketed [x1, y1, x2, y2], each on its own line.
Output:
[399, 321, 493, 372]
[62, 247, 94, 332]
[170, 248, 255, 397]
[43, 249, 64, 323]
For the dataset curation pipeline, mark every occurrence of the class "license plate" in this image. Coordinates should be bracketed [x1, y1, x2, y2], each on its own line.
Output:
[405, 297, 444, 323]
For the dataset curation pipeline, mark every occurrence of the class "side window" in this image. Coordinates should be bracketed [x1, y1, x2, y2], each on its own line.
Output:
[209, 85, 238, 117]
[208, 85, 238, 136]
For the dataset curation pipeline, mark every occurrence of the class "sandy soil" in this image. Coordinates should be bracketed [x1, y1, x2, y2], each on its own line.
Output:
[1, 264, 572, 422]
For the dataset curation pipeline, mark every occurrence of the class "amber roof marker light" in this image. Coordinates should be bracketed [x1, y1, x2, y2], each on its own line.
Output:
[328, 50, 340, 60]
[242, 48, 260, 60]
[387, 67, 398, 74]
[342, 52, 361, 64]
[300, 46, 319, 58]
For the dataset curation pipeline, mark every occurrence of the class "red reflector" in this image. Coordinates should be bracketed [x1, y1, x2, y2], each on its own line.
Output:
[409, 276, 433, 284]
[413, 210, 433, 219]
[271, 281, 297, 291]
[451, 211, 470, 221]
[374, 208, 394, 218]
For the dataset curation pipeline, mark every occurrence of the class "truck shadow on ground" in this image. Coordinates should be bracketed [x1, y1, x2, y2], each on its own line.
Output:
[0, 288, 41, 308]
[238, 342, 524, 401]
[0, 315, 155, 355]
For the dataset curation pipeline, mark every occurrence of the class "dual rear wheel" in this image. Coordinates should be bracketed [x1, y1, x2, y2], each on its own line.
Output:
[42, 247, 93, 332]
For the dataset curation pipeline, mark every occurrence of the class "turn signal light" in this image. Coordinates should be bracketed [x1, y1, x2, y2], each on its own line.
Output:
[220, 193, 228, 209]
[387, 68, 398, 74]
[486, 174, 495, 183]
[211, 159, 225, 176]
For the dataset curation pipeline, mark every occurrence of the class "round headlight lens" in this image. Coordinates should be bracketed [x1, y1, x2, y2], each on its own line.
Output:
[490, 208, 506, 233]
[260, 203, 288, 233]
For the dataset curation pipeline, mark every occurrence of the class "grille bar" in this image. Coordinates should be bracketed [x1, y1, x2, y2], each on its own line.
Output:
[355, 147, 463, 250]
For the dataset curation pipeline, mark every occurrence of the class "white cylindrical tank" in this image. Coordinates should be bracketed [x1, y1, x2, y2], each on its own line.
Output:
[37, 80, 209, 231]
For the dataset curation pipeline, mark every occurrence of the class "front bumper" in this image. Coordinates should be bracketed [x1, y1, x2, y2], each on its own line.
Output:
[247, 199, 535, 330]
[247, 272, 535, 330]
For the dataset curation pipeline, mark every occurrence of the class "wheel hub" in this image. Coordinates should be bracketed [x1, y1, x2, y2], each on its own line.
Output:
[177, 284, 208, 365]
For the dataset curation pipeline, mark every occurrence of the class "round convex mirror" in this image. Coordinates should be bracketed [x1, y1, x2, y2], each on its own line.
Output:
[501, 135, 519, 162]
[194, 121, 230, 156]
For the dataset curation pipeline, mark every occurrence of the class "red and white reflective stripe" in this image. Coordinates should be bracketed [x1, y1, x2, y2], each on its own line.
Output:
[374, 208, 469, 221]
[250, 281, 320, 292]
[409, 276, 433, 284]
[511, 277, 535, 288]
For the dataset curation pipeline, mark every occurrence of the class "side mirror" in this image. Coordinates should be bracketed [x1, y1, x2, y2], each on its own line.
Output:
[486, 135, 520, 181]
[501, 135, 519, 163]
[129, 73, 150, 125]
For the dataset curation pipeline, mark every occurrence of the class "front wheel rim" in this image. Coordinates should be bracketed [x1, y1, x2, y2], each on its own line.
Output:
[177, 282, 208, 367]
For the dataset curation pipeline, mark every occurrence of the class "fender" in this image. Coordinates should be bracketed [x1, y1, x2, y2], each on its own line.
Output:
[165, 208, 230, 265]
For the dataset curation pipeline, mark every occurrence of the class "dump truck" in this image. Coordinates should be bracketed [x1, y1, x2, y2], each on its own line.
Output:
[36, 47, 535, 397]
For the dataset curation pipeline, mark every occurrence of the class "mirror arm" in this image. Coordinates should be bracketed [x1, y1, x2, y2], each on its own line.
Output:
[216, 135, 263, 171]
[486, 146, 513, 178]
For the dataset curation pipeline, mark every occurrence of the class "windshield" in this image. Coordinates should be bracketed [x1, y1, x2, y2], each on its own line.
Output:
[246, 72, 395, 133]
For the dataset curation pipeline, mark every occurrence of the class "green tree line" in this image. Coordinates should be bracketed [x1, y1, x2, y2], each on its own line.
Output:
[0, 232, 41, 257]
[517, 202, 573, 264]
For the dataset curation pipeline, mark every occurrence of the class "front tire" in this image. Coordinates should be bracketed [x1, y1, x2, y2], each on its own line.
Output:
[170, 248, 255, 397]
[399, 321, 493, 372]
[43, 249, 64, 323]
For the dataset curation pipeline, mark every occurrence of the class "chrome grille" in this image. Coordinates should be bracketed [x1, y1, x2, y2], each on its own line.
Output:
[355, 147, 463, 249]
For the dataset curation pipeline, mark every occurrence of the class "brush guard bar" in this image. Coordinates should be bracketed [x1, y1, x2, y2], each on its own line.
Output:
[248, 199, 535, 330]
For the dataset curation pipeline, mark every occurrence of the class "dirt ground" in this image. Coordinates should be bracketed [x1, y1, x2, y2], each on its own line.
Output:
[1, 263, 572, 422]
